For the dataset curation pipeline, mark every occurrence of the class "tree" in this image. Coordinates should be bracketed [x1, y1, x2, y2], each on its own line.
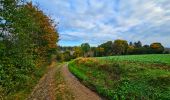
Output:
[127, 46, 135, 54]
[99, 41, 113, 56]
[95, 47, 104, 57]
[73, 46, 83, 58]
[91, 47, 97, 57]
[164, 51, 169, 54]
[62, 50, 72, 61]
[134, 41, 142, 48]
[0, 1, 59, 96]
[143, 45, 150, 48]
[0, 0, 38, 93]
[113, 39, 128, 55]
[129, 42, 133, 46]
[81, 43, 90, 57]
[25, 3, 59, 64]
[150, 43, 164, 54]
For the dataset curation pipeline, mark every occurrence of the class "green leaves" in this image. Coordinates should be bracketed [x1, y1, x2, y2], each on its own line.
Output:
[0, 1, 59, 98]
[81, 43, 90, 57]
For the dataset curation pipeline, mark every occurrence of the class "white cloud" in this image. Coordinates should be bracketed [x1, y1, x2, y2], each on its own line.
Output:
[32, 0, 170, 47]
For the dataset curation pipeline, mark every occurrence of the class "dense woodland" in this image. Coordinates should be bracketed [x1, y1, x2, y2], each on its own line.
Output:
[0, 0, 58, 98]
[57, 40, 169, 61]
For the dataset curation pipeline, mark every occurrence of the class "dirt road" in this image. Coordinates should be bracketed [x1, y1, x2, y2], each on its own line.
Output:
[27, 62, 57, 100]
[61, 64, 101, 100]
[27, 63, 101, 100]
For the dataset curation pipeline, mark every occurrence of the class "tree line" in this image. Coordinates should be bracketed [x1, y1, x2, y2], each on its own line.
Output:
[0, 0, 58, 97]
[57, 39, 168, 61]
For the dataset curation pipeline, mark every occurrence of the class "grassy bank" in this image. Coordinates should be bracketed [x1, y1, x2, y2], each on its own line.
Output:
[68, 54, 170, 99]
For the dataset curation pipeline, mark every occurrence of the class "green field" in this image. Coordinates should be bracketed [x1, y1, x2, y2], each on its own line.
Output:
[68, 54, 170, 100]
[99, 54, 170, 65]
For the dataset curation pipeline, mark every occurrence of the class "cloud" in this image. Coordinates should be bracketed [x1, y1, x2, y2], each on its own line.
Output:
[32, 0, 170, 47]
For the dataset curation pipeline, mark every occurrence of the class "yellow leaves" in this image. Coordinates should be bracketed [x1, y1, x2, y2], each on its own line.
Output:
[48, 44, 57, 49]
[150, 43, 163, 49]
[25, 2, 59, 64]
[151, 44, 160, 49]
[73, 47, 83, 58]
[128, 46, 135, 49]
[96, 47, 104, 52]
[75, 58, 98, 66]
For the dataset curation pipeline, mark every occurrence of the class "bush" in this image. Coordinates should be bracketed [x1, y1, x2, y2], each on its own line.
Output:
[164, 51, 169, 54]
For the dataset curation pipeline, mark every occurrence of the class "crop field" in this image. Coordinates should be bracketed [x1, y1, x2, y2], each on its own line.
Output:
[68, 54, 170, 99]
[99, 54, 170, 65]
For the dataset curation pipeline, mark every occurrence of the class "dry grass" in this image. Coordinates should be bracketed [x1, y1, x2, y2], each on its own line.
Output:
[55, 65, 74, 100]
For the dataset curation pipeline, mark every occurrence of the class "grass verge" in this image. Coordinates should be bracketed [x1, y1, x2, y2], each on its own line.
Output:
[55, 64, 74, 100]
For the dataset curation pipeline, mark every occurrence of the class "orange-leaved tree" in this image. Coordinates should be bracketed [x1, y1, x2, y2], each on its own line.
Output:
[25, 3, 59, 66]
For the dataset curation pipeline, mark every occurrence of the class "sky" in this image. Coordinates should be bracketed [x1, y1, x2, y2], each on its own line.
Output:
[32, 0, 170, 47]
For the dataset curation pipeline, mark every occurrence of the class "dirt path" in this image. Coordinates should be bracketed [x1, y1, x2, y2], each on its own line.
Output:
[27, 62, 57, 100]
[27, 63, 101, 100]
[61, 64, 101, 100]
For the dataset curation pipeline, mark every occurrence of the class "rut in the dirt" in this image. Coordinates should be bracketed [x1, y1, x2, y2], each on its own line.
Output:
[27, 63, 57, 100]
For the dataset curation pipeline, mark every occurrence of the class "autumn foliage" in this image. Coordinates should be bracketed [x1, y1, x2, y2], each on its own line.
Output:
[0, 1, 59, 98]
